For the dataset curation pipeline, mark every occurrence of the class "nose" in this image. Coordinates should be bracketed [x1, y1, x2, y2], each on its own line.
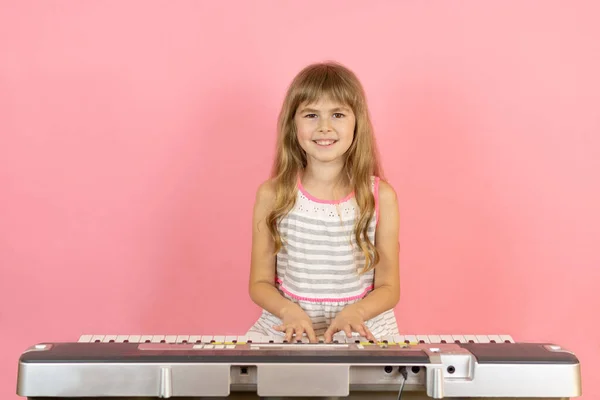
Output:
[318, 118, 332, 132]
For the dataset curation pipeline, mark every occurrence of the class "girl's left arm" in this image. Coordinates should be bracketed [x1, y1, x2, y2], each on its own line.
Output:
[351, 180, 400, 320]
[324, 181, 400, 342]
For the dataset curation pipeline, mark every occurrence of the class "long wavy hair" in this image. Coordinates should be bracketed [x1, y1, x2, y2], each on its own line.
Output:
[267, 61, 384, 273]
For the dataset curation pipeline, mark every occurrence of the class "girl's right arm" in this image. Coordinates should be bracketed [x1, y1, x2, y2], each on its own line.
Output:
[248, 180, 317, 342]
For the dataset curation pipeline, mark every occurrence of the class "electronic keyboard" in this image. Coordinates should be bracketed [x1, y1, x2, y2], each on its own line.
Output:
[16, 333, 582, 399]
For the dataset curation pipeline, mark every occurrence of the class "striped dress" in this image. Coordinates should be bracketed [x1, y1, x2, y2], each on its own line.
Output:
[247, 176, 399, 339]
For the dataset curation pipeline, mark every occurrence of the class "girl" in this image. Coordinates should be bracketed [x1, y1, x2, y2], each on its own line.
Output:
[247, 61, 400, 343]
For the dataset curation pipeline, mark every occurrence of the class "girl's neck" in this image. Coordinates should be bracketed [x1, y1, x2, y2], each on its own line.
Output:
[300, 161, 351, 200]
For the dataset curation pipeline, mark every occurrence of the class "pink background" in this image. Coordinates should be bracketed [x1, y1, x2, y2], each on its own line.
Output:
[1, 1, 598, 399]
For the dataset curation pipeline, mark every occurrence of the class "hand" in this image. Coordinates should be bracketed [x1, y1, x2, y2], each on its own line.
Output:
[273, 303, 318, 343]
[324, 305, 376, 343]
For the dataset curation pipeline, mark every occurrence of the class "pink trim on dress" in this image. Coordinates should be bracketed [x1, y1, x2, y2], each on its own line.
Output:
[374, 176, 380, 225]
[297, 176, 354, 204]
[276, 277, 373, 303]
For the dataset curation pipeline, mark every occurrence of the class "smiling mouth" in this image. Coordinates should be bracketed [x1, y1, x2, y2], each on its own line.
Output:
[313, 139, 338, 146]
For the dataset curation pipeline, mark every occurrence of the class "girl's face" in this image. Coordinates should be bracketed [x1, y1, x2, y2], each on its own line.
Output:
[294, 94, 356, 166]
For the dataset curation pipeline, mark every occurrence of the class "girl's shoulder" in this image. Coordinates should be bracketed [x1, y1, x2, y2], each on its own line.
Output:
[255, 178, 276, 198]
[253, 178, 277, 210]
[374, 178, 398, 225]
[375, 177, 397, 201]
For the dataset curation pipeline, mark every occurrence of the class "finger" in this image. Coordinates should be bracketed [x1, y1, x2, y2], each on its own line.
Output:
[344, 325, 353, 338]
[364, 326, 377, 342]
[353, 323, 367, 338]
[305, 325, 318, 343]
[273, 325, 284, 332]
[324, 326, 336, 343]
[294, 327, 304, 342]
[358, 324, 375, 341]
[356, 324, 373, 341]
[285, 327, 294, 342]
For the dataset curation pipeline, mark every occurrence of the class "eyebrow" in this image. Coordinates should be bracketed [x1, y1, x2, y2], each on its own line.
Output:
[298, 106, 351, 114]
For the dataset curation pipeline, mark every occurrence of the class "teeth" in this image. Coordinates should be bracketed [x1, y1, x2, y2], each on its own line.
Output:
[315, 140, 336, 145]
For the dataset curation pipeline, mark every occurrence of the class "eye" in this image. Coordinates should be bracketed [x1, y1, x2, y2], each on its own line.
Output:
[304, 113, 317, 118]
[333, 113, 345, 118]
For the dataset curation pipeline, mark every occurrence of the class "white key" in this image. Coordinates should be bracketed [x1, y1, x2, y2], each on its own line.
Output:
[452, 335, 466, 343]
[440, 335, 454, 344]
[283, 335, 295, 343]
[393, 335, 403, 344]
[151, 335, 165, 343]
[272, 335, 284, 343]
[189, 335, 202, 343]
[91, 335, 104, 343]
[405, 335, 418, 343]
[264, 335, 278, 343]
[226, 345, 236, 349]
[116, 335, 129, 343]
[165, 335, 177, 343]
[417, 335, 430, 343]
[356, 336, 369, 343]
[201, 335, 213, 343]
[332, 332, 347, 343]
[102, 335, 117, 343]
[176, 335, 189, 343]
[236, 335, 249, 344]
[246, 333, 262, 342]
[428, 335, 441, 344]
[262, 335, 274, 343]
[127, 335, 141, 343]
[213, 335, 225, 343]
[203, 344, 214, 349]
[301, 336, 310, 343]
[289, 335, 301, 343]
[488, 335, 502, 343]
[500, 334, 515, 343]
[382, 335, 395, 343]
[225, 335, 237, 343]
[476, 335, 490, 343]
[78, 335, 93, 343]
[341, 333, 354, 343]
[343, 335, 355, 343]
[337, 332, 359, 342]
[214, 344, 225, 349]
[464, 335, 478, 343]
[140, 335, 153, 343]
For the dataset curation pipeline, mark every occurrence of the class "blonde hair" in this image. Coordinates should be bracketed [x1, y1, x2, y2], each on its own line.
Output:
[267, 61, 384, 273]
